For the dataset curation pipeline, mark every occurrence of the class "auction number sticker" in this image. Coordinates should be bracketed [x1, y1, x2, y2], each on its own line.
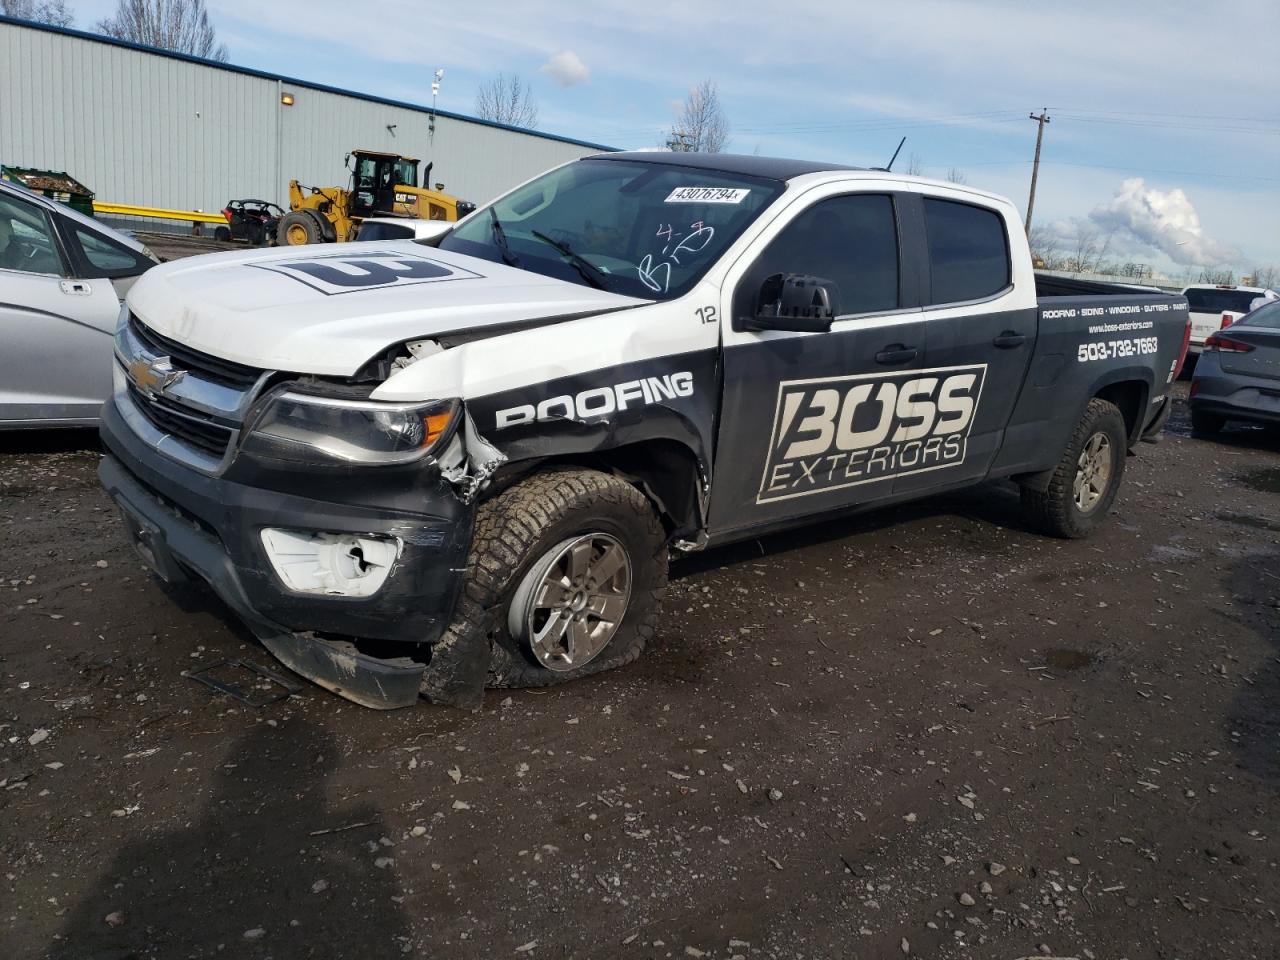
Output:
[665, 186, 750, 204]
[1077, 337, 1159, 362]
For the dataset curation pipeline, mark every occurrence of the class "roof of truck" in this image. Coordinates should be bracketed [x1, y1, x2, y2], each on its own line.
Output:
[595, 151, 861, 180]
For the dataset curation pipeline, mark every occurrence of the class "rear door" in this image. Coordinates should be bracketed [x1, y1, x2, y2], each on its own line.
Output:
[0, 192, 121, 425]
[894, 190, 1037, 495]
[709, 184, 928, 537]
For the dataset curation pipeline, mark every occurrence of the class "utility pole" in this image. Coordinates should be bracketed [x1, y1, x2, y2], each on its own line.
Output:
[1025, 109, 1050, 235]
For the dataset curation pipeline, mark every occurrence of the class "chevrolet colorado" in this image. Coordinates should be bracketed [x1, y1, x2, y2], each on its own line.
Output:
[99, 153, 1191, 709]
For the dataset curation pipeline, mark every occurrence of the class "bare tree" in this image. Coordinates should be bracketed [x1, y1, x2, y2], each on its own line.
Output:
[906, 153, 925, 176]
[97, 0, 228, 61]
[1, 0, 73, 26]
[1027, 225, 1060, 268]
[474, 73, 539, 129]
[945, 167, 967, 185]
[668, 79, 729, 153]
[1248, 265, 1277, 289]
[1068, 226, 1100, 274]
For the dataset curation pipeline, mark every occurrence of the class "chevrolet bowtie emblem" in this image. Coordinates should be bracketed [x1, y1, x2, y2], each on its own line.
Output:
[128, 355, 187, 397]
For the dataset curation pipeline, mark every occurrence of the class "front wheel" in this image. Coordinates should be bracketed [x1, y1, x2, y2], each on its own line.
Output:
[277, 210, 322, 246]
[434, 469, 667, 692]
[1021, 398, 1128, 539]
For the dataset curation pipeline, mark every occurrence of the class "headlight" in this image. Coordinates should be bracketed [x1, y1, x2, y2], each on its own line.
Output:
[243, 392, 459, 465]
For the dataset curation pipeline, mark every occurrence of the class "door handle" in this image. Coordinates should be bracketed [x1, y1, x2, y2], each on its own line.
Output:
[993, 331, 1026, 348]
[875, 345, 917, 364]
[59, 280, 92, 296]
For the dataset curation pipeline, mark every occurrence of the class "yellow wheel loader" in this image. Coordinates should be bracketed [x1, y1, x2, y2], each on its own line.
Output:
[278, 150, 474, 246]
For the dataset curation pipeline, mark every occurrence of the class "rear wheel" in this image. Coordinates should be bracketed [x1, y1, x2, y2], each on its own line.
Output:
[213, 225, 231, 242]
[1021, 398, 1128, 539]
[278, 210, 322, 246]
[433, 469, 667, 691]
[1190, 409, 1225, 436]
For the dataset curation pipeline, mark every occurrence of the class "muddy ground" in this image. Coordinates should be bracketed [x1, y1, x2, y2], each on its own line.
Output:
[2, 386, 1278, 960]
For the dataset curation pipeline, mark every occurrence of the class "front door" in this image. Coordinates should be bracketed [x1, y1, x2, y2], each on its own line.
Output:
[708, 189, 928, 538]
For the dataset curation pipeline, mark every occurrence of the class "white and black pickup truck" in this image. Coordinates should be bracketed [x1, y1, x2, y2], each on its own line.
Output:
[99, 153, 1191, 709]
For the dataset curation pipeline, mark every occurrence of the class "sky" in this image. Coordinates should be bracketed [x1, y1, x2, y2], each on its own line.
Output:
[66, 0, 1280, 280]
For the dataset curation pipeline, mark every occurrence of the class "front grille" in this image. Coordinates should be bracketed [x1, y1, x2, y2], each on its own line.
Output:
[129, 315, 261, 389]
[127, 384, 235, 458]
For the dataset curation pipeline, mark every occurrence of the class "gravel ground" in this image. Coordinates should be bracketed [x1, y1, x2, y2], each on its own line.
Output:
[2, 385, 1278, 960]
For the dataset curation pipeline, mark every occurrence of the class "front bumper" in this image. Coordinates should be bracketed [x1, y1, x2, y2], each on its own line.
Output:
[98, 396, 475, 708]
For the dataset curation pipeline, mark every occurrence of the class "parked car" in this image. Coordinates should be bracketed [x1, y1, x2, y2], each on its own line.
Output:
[356, 217, 455, 242]
[1189, 298, 1280, 434]
[1182, 284, 1279, 354]
[98, 152, 1191, 710]
[214, 199, 283, 246]
[1, 178, 157, 428]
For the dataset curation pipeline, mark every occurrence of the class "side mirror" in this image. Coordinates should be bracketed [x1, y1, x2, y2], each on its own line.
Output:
[741, 273, 839, 333]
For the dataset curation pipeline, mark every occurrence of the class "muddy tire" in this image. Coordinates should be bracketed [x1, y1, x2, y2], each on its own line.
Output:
[439, 469, 666, 690]
[1190, 409, 1225, 436]
[1021, 398, 1128, 539]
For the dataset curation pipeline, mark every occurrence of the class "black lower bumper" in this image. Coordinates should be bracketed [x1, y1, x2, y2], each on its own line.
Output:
[98, 398, 475, 709]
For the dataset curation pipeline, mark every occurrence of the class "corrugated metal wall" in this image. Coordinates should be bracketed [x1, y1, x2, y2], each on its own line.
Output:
[0, 19, 608, 215]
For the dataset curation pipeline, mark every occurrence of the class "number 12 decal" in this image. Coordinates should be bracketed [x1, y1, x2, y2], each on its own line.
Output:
[695, 305, 718, 325]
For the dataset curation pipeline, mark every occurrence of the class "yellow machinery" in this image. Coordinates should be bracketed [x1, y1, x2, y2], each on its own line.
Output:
[278, 150, 472, 245]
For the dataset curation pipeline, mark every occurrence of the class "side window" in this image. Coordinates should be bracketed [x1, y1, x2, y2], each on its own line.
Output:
[923, 198, 1010, 304]
[736, 194, 900, 321]
[67, 223, 151, 278]
[0, 193, 66, 276]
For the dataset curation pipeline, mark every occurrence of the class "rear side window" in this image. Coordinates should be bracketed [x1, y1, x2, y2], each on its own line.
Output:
[1240, 302, 1280, 329]
[1185, 288, 1263, 314]
[738, 194, 900, 318]
[923, 198, 1010, 304]
[66, 222, 152, 278]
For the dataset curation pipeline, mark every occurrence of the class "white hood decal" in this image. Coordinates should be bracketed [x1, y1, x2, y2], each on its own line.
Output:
[126, 241, 646, 377]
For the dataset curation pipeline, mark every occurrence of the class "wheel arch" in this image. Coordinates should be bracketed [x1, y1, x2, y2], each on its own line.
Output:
[485, 437, 708, 543]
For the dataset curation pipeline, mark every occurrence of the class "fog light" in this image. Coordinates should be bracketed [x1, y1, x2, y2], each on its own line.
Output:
[260, 529, 400, 597]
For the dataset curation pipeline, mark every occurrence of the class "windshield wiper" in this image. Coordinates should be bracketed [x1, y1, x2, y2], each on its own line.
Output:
[530, 230, 608, 291]
[489, 208, 520, 267]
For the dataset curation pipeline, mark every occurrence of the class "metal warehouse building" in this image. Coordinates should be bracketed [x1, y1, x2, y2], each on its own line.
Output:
[0, 16, 611, 218]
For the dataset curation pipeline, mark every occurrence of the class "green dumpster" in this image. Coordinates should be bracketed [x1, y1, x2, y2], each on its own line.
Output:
[1, 166, 96, 217]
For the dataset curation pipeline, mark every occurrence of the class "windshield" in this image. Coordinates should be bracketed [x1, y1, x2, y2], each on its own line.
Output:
[439, 158, 784, 299]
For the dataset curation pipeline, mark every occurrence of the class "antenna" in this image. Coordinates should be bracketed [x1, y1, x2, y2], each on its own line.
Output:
[885, 137, 906, 172]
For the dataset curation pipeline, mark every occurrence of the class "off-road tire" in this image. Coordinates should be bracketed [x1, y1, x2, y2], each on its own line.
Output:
[1021, 398, 1128, 539]
[1190, 409, 1225, 436]
[213, 225, 231, 242]
[441, 469, 667, 689]
[278, 210, 321, 246]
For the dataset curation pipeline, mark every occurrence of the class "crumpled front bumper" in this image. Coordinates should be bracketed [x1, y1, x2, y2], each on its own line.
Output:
[98, 396, 480, 709]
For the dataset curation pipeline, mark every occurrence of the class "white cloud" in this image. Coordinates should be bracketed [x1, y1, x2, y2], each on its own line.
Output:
[1087, 178, 1240, 267]
[539, 50, 590, 87]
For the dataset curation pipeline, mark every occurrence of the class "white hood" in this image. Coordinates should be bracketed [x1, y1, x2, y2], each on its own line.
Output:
[126, 241, 645, 376]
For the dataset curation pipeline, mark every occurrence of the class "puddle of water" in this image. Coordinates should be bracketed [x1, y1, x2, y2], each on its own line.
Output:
[1045, 648, 1094, 670]
[1239, 468, 1280, 494]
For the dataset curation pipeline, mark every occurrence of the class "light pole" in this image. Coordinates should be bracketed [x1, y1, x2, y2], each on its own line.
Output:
[429, 69, 444, 145]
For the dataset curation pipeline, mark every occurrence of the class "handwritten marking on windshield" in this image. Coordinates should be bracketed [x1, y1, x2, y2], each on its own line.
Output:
[637, 222, 717, 293]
